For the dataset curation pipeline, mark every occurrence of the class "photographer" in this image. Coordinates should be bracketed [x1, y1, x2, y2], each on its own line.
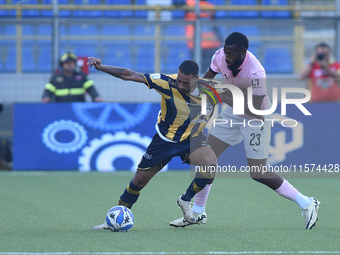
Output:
[299, 42, 340, 102]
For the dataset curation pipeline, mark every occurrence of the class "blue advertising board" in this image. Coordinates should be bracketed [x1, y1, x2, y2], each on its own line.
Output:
[13, 102, 188, 171]
[13, 102, 340, 171]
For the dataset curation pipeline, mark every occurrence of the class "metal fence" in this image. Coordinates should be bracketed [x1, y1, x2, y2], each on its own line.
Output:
[0, 2, 339, 74]
[0, 20, 337, 73]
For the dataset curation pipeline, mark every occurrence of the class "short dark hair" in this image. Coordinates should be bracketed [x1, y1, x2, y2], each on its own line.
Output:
[178, 60, 199, 76]
[225, 32, 249, 51]
[315, 42, 331, 51]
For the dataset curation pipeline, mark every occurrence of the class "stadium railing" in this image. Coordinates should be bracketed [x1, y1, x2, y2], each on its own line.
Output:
[0, 3, 337, 18]
[0, 3, 337, 74]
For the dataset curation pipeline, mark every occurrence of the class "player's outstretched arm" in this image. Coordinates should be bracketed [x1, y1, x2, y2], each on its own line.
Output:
[87, 57, 146, 84]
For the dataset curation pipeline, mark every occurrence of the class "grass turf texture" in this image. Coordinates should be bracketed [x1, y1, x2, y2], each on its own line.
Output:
[0, 171, 339, 254]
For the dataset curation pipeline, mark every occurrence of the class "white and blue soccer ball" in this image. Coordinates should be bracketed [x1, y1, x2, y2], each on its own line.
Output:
[105, 206, 134, 232]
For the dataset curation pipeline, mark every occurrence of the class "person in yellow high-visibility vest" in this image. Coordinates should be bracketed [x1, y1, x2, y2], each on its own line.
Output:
[42, 52, 104, 103]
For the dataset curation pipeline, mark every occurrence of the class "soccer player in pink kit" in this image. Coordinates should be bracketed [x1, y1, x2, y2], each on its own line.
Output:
[171, 32, 320, 229]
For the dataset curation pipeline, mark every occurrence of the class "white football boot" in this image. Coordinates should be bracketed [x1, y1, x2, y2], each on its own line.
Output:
[170, 212, 207, 228]
[302, 197, 320, 229]
[177, 195, 196, 224]
[91, 222, 111, 230]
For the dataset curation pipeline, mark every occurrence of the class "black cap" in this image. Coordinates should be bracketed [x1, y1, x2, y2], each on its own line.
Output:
[59, 52, 77, 66]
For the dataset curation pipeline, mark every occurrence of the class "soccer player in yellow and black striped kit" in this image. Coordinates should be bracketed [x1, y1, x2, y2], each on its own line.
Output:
[88, 57, 229, 229]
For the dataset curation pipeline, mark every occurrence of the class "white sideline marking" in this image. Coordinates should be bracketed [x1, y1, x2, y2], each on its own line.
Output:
[0, 252, 339, 255]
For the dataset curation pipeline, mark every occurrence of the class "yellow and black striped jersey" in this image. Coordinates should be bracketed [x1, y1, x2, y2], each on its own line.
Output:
[143, 73, 227, 142]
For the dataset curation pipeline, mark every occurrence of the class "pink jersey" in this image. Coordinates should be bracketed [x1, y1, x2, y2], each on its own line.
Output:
[210, 48, 271, 118]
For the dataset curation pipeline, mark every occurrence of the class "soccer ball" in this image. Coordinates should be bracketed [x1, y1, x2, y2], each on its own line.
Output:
[105, 206, 134, 232]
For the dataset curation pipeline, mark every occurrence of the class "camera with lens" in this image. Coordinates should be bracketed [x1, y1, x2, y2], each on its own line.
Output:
[317, 53, 325, 61]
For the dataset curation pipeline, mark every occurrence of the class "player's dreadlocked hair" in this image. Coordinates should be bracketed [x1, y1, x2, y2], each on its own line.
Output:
[225, 32, 249, 51]
[178, 60, 199, 77]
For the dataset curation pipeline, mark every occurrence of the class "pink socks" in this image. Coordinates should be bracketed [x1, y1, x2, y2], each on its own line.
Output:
[192, 184, 212, 214]
[275, 179, 298, 200]
[275, 179, 311, 209]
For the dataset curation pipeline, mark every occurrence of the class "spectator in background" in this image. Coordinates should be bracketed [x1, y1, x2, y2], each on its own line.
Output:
[0, 104, 12, 171]
[42, 52, 104, 103]
[185, 0, 221, 69]
[299, 42, 340, 102]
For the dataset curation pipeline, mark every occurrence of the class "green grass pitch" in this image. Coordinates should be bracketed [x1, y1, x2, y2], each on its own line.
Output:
[0, 171, 339, 255]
